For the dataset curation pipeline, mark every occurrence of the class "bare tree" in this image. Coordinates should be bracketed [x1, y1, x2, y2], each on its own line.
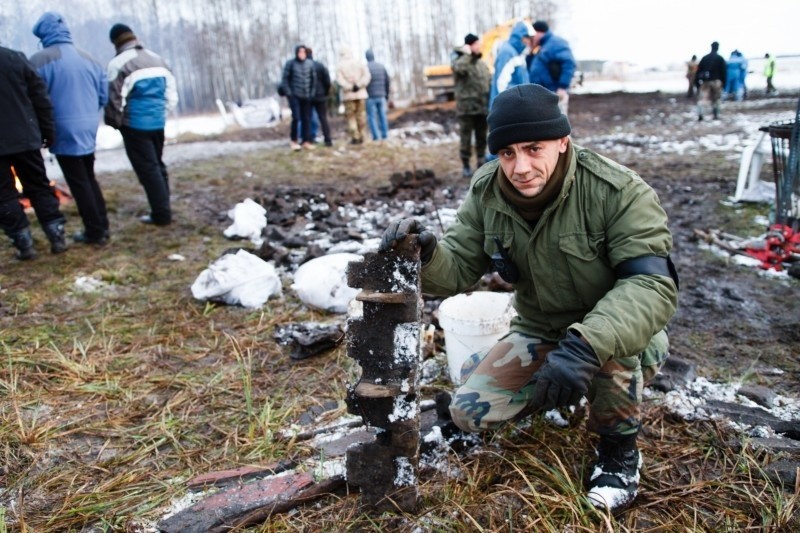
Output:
[9, 0, 564, 113]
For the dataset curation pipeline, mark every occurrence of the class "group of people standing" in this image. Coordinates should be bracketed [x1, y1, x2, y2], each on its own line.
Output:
[453, 19, 576, 178]
[688, 43, 780, 122]
[279, 45, 391, 150]
[1, 12, 177, 260]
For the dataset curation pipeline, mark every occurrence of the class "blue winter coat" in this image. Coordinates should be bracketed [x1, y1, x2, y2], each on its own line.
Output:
[105, 42, 178, 131]
[489, 21, 531, 107]
[528, 31, 576, 91]
[725, 52, 745, 96]
[29, 12, 108, 156]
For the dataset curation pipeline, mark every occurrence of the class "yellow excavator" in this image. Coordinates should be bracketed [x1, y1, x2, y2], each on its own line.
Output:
[422, 19, 525, 101]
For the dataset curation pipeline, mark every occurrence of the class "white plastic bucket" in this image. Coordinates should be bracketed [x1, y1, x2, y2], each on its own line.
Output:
[438, 292, 517, 384]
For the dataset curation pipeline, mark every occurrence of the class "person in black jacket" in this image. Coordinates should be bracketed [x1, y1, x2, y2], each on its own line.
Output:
[280, 45, 316, 151]
[695, 41, 727, 121]
[0, 45, 68, 260]
[307, 48, 333, 147]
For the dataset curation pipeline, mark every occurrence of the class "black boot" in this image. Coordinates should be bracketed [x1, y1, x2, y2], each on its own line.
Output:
[587, 432, 641, 514]
[476, 156, 486, 168]
[461, 157, 472, 178]
[43, 221, 68, 254]
[11, 228, 37, 260]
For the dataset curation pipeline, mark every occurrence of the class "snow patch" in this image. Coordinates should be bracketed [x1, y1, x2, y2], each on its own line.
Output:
[394, 322, 420, 365]
[73, 275, 112, 294]
[394, 456, 416, 487]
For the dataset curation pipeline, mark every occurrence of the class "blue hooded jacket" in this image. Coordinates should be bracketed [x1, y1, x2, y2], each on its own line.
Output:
[489, 20, 531, 107]
[528, 30, 577, 91]
[29, 12, 108, 156]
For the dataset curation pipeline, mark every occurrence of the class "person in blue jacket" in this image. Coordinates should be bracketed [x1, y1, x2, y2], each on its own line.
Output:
[30, 12, 110, 245]
[105, 23, 178, 226]
[528, 20, 577, 115]
[489, 20, 533, 109]
[724, 50, 745, 102]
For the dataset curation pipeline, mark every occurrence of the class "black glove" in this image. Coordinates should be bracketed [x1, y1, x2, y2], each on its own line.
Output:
[352, 84, 359, 92]
[379, 218, 437, 264]
[529, 331, 601, 411]
[42, 136, 54, 149]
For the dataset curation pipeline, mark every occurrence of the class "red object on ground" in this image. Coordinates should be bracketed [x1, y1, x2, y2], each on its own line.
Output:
[743, 224, 800, 271]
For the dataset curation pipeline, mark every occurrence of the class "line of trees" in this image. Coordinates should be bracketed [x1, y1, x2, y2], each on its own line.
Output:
[2, 0, 556, 114]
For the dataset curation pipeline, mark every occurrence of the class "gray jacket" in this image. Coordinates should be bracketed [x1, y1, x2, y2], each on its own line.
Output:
[365, 50, 389, 99]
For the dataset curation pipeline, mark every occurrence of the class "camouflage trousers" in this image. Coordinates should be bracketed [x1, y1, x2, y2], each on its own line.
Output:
[697, 79, 723, 118]
[344, 99, 368, 143]
[458, 114, 488, 163]
[450, 330, 669, 436]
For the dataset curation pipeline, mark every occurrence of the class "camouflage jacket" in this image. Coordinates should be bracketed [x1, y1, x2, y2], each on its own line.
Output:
[452, 49, 491, 116]
[421, 144, 678, 364]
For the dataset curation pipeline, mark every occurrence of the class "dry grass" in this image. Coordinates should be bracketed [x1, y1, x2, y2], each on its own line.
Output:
[1, 135, 798, 531]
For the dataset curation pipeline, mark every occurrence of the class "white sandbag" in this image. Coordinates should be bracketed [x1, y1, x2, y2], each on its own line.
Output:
[291, 253, 362, 313]
[191, 249, 282, 309]
[223, 198, 267, 246]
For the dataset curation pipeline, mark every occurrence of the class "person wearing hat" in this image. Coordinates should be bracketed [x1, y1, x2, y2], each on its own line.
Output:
[30, 12, 110, 246]
[380, 84, 678, 514]
[488, 19, 533, 108]
[105, 22, 178, 225]
[528, 20, 576, 115]
[452, 33, 491, 178]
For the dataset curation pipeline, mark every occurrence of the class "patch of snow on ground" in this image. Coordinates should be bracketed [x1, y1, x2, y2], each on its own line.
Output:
[308, 457, 347, 481]
[73, 275, 112, 293]
[660, 377, 800, 436]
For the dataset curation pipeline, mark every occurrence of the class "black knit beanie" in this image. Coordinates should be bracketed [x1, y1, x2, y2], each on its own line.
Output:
[109, 23, 135, 47]
[487, 84, 571, 154]
[464, 33, 479, 45]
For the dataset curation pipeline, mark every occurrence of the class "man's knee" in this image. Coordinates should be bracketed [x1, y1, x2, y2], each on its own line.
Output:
[449, 386, 524, 433]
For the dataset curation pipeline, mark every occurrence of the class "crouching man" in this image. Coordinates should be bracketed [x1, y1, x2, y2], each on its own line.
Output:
[380, 84, 678, 513]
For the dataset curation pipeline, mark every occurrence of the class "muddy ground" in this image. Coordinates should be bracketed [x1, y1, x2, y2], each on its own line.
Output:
[4, 88, 800, 531]
[215, 90, 800, 397]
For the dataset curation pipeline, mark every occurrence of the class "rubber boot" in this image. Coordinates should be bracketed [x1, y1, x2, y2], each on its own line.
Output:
[43, 221, 68, 254]
[587, 432, 641, 514]
[11, 227, 37, 260]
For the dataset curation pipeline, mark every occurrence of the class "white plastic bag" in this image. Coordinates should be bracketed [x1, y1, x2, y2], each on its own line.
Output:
[223, 198, 267, 246]
[291, 253, 362, 313]
[191, 249, 282, 308]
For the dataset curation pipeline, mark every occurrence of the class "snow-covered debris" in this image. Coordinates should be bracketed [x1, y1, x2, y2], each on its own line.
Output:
[224, 198, 267, 246]
[661, 377, 800, 436]
[291, 253, 362, 313]
[191, 249, 282, 308]
[73, 275, 112, 294]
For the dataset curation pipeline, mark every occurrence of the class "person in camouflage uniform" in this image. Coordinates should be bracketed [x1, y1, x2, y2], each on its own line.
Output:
[381, 84, 678, 514]
[453, 33, 492, 178]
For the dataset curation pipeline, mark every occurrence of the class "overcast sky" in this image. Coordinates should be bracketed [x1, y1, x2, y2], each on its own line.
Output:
[560, 0, 799, 66]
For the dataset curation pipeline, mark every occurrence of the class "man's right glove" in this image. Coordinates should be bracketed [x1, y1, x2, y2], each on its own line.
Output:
[379, 218, 437, 264]
[529, 330, 602, 412]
